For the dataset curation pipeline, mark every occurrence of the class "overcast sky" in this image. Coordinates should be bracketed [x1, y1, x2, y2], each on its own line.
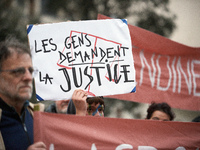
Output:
[169, 0, 200, 47]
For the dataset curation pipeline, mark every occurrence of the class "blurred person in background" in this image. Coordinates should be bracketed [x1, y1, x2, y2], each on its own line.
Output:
[45, 99, 70, 114]
[67, 90, 105, 117]
[146, 102, 175, 121]
[192, 115, 200, 122]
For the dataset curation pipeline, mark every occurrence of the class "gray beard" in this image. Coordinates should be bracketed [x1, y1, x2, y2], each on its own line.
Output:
[0, 77, 32, 102]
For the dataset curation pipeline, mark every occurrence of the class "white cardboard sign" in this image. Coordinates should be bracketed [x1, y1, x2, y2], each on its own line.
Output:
[27, 19, 136, 101]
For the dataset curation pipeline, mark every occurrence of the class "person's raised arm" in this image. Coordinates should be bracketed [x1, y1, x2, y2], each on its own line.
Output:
[72, 89, 88, 116]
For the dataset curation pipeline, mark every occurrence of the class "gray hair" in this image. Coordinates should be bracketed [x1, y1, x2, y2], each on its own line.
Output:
[0, 37, 31, 69]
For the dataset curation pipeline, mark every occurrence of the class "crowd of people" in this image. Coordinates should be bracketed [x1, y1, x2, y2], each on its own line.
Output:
[0, 38, 198, 149]
[0, 37, 106, 149]
[45, 90, 105, 117]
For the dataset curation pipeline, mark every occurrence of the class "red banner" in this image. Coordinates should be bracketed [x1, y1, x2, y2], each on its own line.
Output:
[34, 112, 200, 150]
[97, 14, 200, 111]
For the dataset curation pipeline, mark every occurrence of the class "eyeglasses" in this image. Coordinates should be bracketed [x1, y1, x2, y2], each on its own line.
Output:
[0, 67, 38, 77]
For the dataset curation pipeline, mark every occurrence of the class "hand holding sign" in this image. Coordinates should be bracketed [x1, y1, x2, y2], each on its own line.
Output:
[72, 89, 88, 116]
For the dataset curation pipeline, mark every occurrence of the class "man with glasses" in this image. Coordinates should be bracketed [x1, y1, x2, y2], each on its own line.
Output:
[0, 38, 46, 149]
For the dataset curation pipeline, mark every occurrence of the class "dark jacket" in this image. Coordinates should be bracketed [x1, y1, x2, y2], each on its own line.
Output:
[44, 102, 57, 113]
[0, 98, 33, 150]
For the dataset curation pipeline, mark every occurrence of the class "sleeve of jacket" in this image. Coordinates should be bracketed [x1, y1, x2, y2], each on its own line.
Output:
[0, 109, 6, 150]
[66, 99, 76, 115]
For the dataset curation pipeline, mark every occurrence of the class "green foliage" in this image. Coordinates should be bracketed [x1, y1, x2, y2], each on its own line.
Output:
[0, 0, 24, 42]
[133, 0, 176, 37]
[43, 0, 176, 37]
[0, 0, 40, 43]
[0, 0, 176, 42]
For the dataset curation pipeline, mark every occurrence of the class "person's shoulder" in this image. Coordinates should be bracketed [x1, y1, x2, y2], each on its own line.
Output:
[27, 102, 45, 117]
